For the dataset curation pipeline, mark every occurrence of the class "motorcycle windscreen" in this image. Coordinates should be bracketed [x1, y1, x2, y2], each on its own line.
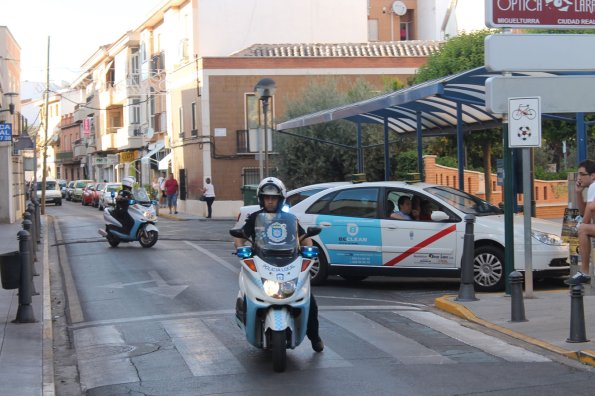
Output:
[132, 187, 152, 205]
[254, 212, 299, 266]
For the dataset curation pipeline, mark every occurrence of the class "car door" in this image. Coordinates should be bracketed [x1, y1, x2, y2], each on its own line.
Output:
[381, 188, 459, 269]
[306, 187, 383, 266]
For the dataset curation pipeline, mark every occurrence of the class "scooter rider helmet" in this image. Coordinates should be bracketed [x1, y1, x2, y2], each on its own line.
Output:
[121, 176, 136, 189]
[257, 177, 287, 211]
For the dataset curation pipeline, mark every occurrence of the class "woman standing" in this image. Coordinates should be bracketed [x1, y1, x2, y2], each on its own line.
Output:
[203, 177, 216, 218]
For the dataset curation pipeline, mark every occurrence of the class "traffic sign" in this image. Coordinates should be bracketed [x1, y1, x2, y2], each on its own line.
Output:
[486, 0, 595, 29]
[508, 97, 541, 148]
[485, 75, 595, 114]
[485, 34, 595, 72]
[0, 123, 12, 142]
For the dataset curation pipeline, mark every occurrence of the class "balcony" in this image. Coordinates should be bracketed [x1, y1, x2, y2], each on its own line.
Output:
[73, 107, 88, 123]
[55, 151, 73, 163]
[116, 125, 143, 150]
[101, 133, 117, 151]
[73, 141, 87, 158]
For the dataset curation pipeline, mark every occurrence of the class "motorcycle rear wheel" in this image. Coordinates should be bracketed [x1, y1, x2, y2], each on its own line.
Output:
[139, 229, 158, 248]
[271, 330, 287, 372]
[107, 234, 120, 248]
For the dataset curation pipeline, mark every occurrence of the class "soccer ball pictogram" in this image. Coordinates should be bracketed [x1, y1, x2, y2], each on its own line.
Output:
[517, 126, 531, 141]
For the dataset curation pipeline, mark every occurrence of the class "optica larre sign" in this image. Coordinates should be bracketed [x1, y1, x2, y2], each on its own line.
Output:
[486, 0, 595, 29]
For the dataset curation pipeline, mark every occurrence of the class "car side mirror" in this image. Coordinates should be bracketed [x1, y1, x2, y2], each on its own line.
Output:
[430, 211, 450, 222]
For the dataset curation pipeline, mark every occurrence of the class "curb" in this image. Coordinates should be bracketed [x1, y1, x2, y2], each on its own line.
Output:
[434, 295, 594, 367]
[42, 215, 55, 396]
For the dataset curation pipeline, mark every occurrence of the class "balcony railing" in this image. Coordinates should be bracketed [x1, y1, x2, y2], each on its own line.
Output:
[116, 125, 143, 149]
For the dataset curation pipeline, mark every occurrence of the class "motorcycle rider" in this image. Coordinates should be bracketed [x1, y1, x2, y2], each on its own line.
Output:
[234, 177, 324, 353]
[113, 176, 136, 234]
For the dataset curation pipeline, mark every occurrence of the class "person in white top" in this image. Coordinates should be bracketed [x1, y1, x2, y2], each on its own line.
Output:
[573, 159, 595, 285]
[202, 177, 216, 218]
[158, 172, 166, 208]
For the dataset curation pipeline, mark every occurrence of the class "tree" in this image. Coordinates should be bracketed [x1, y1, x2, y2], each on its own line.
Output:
[412, 30, 500, 200]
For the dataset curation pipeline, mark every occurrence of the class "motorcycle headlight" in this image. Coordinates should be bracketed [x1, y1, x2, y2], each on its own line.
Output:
[262, 278, 297, 299]
[531, 230, 564, 246]
[144, 211, 157, 221]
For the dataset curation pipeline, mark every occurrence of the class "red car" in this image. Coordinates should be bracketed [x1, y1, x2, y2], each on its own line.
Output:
[91, 182, 106, 207]
[81, 183, 98, 206]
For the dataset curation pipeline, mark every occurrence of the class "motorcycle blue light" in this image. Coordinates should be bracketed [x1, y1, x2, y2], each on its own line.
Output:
[236, 246, 253, 259]
[301, 246, 319, 258]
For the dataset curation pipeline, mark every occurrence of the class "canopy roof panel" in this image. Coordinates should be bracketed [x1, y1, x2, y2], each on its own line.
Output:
[276, 67, 568, 136]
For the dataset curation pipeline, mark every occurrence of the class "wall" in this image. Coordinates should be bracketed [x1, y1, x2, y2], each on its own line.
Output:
[423, 155, 568, 219]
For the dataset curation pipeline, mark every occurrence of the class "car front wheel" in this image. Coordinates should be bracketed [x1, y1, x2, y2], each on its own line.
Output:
[310, 245, 328, 286]
[473, 245, 505, 292]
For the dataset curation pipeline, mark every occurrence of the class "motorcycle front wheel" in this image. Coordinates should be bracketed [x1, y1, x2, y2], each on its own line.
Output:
[107, 234, 120, 248]
[271, 330, 287, 372]
[139, 228, 158, 248]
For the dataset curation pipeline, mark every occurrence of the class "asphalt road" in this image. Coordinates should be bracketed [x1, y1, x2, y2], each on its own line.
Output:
[47, 202, 595, 396]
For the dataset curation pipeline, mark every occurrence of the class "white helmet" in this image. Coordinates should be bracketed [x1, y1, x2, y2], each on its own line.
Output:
[257, 177, 287, 210]
[122, 176, 136, 188]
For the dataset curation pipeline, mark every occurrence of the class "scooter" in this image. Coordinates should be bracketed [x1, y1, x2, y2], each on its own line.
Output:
[230, 211, 321, 372]
[98, 187, 159, 248]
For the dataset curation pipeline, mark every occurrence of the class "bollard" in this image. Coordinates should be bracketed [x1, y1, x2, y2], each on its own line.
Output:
[26, 204, 37, 251]
[23, 212, 37, 263]
[13, 230, 36, 323]
[509, 271, 527, 322]
[32, 199, 41, 244]
[456, 214, 478, 302]
[21, 218, 39, 280]
[567, 285, 589, 343]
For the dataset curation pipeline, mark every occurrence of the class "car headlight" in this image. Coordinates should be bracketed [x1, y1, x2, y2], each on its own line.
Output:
[531, 230, 564, 246]
[262, 278, 297, 299]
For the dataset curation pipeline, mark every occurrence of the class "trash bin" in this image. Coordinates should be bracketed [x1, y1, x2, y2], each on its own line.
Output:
[241, 184, 259, 206]
[0, 251, 21, 290]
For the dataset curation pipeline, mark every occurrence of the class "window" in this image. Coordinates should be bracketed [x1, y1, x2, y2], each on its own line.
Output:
[130, 99, 140, 124]
[285, 188, 326, 208]
[191, 102, 197, 136]
[368, 19, 378, 41]
[130, 49, 140, 85]
[179, 106, 184, 138]
[244, 93, 274, 153]
[307, 188, 379, 218]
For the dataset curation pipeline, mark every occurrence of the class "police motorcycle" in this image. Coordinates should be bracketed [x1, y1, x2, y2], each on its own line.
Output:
[98, 186, 159, 248]
[230, 212, 321, 372]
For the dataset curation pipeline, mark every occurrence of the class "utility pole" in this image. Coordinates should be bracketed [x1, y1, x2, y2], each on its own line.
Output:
[41, 36, 50, 215]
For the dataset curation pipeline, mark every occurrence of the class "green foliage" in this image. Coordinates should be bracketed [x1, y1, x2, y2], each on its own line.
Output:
[534, 168, 568, 181]
[411, 30, 492, 84]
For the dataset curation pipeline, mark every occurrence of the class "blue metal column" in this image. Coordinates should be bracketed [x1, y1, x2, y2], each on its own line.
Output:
[383, 117, 390, 180]
[577, 112, 587, 163]
[356, 122, 364, 173]
[417, 112, 424, 180]
[456, 102, 465, 191]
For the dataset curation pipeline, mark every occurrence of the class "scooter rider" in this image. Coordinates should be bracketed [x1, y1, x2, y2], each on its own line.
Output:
[113, 176, 136, 234]
[234, 177, 324, 353]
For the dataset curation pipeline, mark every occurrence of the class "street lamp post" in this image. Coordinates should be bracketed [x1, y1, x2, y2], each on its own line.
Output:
[254, 78, 276, 179]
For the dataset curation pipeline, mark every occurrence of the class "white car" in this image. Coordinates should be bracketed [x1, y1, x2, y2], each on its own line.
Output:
[35, 179, 62, 206]
[233, 182, 350, 229]
[97, 183, 122, 210]
[290, 181, 569, 292]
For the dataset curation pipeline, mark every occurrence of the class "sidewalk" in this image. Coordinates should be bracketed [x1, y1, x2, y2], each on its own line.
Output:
[436, 289, 595, 367]
[156, 206, 235, 221]
[0, 215, 53, 395]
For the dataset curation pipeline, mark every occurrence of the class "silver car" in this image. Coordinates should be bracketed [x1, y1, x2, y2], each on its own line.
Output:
[98, 183, 122, 210]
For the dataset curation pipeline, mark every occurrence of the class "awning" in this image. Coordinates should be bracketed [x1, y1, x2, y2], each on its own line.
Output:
[158, 152, 172, 170]
[141, 141, 165, 163]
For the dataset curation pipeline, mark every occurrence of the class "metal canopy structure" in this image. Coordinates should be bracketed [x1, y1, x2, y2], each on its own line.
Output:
[276, 66, 587, 187]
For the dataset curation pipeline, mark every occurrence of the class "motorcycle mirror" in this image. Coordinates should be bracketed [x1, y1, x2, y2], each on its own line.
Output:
[111, 191, 115, 198]
[129, 199, 136, 205]
[306, 226, 321, 237]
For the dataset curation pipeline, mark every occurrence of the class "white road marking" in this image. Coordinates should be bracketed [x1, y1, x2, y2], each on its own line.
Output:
[399, 311, 551, 362]
[322, 311, 455, 364]
[184, 241, 239, 273]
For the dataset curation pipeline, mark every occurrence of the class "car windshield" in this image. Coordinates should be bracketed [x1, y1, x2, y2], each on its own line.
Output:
[425, 186, 503, 216]
[106, 184, 120, 192]
[35, 181, 56, 190]
[254, 212, 299, 266]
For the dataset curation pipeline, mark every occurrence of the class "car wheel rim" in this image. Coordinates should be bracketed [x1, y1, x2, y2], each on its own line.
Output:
[473, 252, 503, 287]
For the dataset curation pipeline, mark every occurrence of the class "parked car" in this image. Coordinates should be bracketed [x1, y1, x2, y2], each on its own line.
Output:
[92, 182, 106, 207]
[65, 181, 76, 201]
[233, 182, 350, 229]
[289, 181, 569, 292]
[35, 179, 62, 206]
[81, 183, 97, 206]
[71, 179, 95, 202]
[57, 179, 68, 198]
[98, 183, 122, 210]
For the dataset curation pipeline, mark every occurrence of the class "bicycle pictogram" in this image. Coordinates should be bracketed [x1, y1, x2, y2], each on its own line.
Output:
[511, 104, 536, 120]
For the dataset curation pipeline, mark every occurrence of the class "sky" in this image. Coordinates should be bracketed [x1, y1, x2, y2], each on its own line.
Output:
[1, 0, 163, 86]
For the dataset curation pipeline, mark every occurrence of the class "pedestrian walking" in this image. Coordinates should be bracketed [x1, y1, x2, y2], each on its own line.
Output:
[571, 159, 595, 285]
[164, 173, 179, 214]
[158, 171, 166, 208]
[202, 177, 216, 218]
